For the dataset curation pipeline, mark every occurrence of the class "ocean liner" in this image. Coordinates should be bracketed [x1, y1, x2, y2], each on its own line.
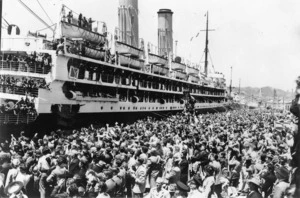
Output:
[0, 0, 227, 126]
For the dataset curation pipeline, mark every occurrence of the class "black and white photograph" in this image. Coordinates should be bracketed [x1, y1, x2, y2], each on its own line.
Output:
[0, 0, 300, 197]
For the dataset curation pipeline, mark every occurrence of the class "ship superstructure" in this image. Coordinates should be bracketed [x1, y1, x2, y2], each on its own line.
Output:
[0, 0, 227, 126]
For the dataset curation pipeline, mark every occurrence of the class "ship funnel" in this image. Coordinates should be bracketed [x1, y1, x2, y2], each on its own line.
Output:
[157, 9, 173, 57]
[118, 0, 139, 48]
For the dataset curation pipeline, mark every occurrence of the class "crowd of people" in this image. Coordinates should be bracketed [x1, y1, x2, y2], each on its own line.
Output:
[0, 108, 298, 198]
[0, 96, 37, 124]
[61, 9, 94, 32]
[0, 52, 52, 74]
[0, 75, 50, 97]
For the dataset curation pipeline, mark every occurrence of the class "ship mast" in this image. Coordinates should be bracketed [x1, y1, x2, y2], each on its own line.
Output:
[202, 11, 214, 77]
[0, 0, 2, 50]
[204, 11, 209, 76]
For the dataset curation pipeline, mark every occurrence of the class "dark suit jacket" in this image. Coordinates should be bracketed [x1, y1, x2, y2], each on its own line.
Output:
[68, 158, 80, 175]
[179, 159, 189, 184]
[246, 190, 263, 198]
[261, 171, 276, 197]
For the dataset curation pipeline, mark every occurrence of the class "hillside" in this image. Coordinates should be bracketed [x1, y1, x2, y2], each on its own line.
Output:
[232, 86, 294, 101]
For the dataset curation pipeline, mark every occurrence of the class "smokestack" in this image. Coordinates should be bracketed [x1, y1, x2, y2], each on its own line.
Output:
[118, 0, 139, 48]
[157, 9, 173, 57]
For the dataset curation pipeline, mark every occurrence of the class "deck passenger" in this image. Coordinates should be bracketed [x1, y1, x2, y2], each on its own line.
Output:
[67, 11, 73, 24]
[88, 18, 94, 31]
[78, 13, 83, 27]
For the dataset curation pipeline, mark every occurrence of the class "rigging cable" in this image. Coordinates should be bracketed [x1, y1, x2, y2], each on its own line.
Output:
[36, 0, 54, 25]
[208, 51, 215, 72]
[63, 4, 79, 15]
[17, 0, 55, 32]
[2, 17, 10, 26]
[35, 23, 57, 32]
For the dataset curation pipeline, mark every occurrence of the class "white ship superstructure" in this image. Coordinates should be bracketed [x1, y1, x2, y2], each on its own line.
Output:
[0, 0, 227, 126]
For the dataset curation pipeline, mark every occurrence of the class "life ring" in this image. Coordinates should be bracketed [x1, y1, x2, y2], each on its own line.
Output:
[132, 96, 139, 103]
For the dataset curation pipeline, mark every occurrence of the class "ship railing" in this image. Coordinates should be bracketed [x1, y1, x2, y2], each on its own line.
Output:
[0, 85, 39, 98]
[0, 112, 37, 125]
[0, 60, 51, 74]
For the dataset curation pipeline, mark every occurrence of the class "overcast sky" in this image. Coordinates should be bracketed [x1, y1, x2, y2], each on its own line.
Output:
[2, 0, 300, 91]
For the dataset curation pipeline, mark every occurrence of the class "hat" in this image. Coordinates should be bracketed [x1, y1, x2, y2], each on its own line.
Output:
[176, 181, 190, 192]
[275, 166, 289, 180]
[138, 154, 147, 164]
[248, 177, 261, 187]
[78, 186, 85, 194]
[5, 181, 24, 195]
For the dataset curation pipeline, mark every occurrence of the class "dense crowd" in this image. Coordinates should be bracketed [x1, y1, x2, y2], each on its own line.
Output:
[0, 108, 298, 198]
[0, 75, 50, 97]
[0, 52, 52, 74]
[0, 96, 36, 117]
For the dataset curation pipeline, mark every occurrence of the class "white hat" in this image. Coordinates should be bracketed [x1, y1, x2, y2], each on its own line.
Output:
[248, 177, 261, 187]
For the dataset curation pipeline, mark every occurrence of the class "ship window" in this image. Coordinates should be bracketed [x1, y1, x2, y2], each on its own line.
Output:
[120, 107, 122, 110]
[69, 66, 79, 79]
[101, 107, 103, 110]
[111, 107, 113, 110]
[128, 107, 130, 110]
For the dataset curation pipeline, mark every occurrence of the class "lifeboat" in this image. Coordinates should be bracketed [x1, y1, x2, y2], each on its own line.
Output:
[189, 75, 200, 83]
[171, 62, 186, 71]
[119, 55, 144, 70]
[186, 66, 199, 76]
[60, 21, 106, 44]
[84, 46, 105, 60]
[115, 41, 143, 58]
[148, 53, 168, 66]
[152, 65, 169, 75]
[132, 96, 139, 103]
[175, 71, 187, 80]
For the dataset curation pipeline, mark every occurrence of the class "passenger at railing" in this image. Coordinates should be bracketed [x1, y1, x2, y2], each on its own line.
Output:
[6, 54, 12, 61]
[56, 38, 65, 55]
[69, 41, 80, 54]
[88, 18, 95, 31]
[67, 11, 73, 24]
[83, 17, 88, 30]
[15, 97, 26, 114]
[78, 13, 83, 27]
